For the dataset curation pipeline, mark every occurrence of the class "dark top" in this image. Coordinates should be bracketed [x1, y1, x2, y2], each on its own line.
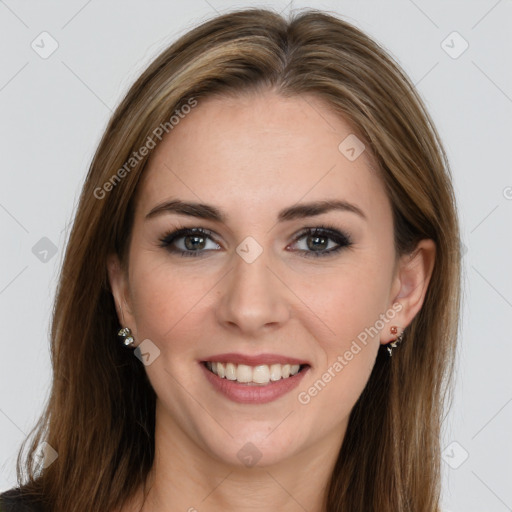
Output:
[0, 488, 45, 512]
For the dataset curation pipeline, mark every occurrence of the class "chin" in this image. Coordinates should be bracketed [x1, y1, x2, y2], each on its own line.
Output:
[200, 421, 305, 469]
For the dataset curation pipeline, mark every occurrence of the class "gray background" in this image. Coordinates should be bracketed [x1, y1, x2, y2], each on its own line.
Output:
[1, 1, 511, 510]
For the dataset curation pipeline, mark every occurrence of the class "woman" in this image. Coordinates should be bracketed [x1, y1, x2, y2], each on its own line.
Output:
[0, 7, 461, 512]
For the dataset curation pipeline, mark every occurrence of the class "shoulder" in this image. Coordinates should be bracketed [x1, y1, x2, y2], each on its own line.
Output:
[0, 487, 46, 512]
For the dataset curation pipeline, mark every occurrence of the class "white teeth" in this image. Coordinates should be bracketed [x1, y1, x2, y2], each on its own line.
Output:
[269, 364, 282, 381]
[236, 364, 253, 383]
[225, 362, 237, 381]
[253, 365, 270, 384]
[216, 362, 225, 379]
[206, 361, 303, 384]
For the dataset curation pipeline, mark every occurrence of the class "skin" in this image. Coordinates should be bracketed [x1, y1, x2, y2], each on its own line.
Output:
[108, 90, 435, 512]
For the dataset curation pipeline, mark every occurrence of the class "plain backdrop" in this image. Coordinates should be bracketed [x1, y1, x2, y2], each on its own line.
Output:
[1, 1, 511, 511]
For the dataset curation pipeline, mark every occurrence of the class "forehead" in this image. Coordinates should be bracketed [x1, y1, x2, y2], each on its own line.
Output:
[136, 91, 389, 223]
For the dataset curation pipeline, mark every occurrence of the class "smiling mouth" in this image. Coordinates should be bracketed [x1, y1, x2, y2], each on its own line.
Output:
[203, 361, 309, 386]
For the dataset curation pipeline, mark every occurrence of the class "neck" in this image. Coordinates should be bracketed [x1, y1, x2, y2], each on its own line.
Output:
[126, 401, 346, 512]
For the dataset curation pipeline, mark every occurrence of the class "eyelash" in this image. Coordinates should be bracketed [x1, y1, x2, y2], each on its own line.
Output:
[158, 224, 353, 259]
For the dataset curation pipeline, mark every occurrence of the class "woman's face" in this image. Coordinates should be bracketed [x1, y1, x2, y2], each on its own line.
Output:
[110, 90, 417, 468]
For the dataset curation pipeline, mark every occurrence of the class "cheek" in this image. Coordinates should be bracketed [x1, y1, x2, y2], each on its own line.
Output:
[304, 259, 394, 410]
[295, 261, 392, 351]
[127, 255, 210, 348]
[295, 271, 387, 424]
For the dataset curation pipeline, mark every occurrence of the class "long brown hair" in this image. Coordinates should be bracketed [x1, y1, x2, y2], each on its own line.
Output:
[13, 8, 460, 511]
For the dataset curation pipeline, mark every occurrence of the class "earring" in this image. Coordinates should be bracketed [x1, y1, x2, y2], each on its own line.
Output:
[387, 326, 404, 357]
[118, 327, 135, 347]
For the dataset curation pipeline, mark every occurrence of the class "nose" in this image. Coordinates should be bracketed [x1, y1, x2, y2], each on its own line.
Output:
[215, 247, 291, 336]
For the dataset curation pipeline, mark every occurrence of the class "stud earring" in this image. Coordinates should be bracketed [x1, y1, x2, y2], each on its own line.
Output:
[387, 326, 404, 357]
[118, 327, 135, 347]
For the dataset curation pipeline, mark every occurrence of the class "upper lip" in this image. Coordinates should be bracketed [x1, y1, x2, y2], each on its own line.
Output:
[201, 353, 310, 366]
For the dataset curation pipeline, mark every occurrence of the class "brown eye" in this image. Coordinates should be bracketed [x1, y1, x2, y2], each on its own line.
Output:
[289, 226, 352, 258]
[183, 233, 206, 250]
[159, 228, 221, 257]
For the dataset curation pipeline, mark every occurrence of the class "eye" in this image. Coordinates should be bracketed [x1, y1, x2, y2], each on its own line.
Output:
[158, 224, 352, 258]
[288, 225, 353, 258]
[159, 227, 221, 257]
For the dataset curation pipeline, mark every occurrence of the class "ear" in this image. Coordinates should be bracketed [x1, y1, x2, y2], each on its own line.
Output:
[107, 253, 136, 331]
[381, 239, 436, 344]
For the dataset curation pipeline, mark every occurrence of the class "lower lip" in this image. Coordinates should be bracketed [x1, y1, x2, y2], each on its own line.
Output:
[200, 363, 309, 404]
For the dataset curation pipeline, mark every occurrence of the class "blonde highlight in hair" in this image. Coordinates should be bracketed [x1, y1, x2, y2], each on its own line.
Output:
[14, 8, 460, 512]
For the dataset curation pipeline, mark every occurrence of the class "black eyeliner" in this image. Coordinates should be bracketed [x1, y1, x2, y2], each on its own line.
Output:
[158, 224, 353, 258]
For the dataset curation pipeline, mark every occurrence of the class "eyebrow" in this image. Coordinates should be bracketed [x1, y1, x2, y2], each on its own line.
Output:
[145, 198, 367, 223]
